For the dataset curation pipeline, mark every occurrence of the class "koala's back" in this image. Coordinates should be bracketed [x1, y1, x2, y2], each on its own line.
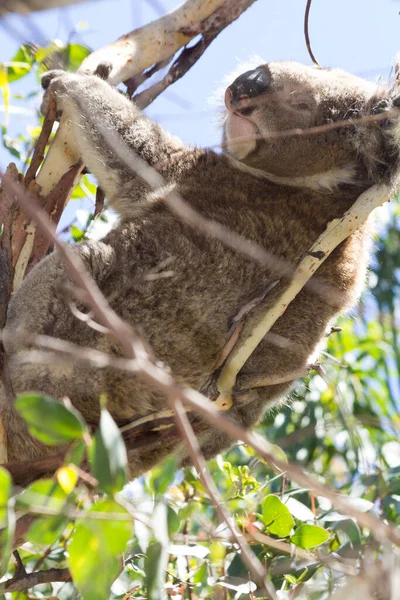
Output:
[3, 151, 370, 471]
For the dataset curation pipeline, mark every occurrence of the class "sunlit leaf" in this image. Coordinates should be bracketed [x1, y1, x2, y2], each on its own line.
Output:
[0, 467, 11, 526]
[262, 495, 295, 537]
[284, 497, 315, 522]
[6, 45, 33, 82]
[291, 524, 330, 549]
[0, 65, 10, 120]
[66, 43, 92, 71]
[18, 479, 67, 511]
[0, 467, 14, 576]
[57, 466, 79, 494]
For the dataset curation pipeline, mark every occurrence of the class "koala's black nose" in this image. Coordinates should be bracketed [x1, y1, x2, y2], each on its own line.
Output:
[228, 66, 270, 105]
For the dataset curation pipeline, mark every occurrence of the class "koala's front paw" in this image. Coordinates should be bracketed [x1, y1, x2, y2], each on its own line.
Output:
[40, 68, 112, 119]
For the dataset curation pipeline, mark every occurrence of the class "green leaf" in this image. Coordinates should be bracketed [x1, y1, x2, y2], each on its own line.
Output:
[18, 479, 67, 511]
[65, 43, 91, 71]
[262, 495, 295, 537]
[68, 499, 132, 600]
[291, 524, 330, 549]
[6, 45, 33, 82]
[0, 65, 10, 120]
[0, 467, 14, 576]
[27, 514, 69, 546]
[64, 439, 86, 468]
[167, 505, 181, 537]
[145, 541, 168, 600]
[71, 176, 97, 199]
[209, 541, 226, 564]
[1, 124, 21, 159]
[147, 456, 177, 496]
[0, 467, 11, 526]
[71, 224, 85, 241]
[15, 393, 86, 445]
[90, 406, 128, 494]
[192, 561, 207, 585]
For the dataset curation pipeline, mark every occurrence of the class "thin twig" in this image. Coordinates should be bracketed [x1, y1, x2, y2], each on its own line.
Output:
[24, 92, 57, 186]
[170, 397, 273, 595]
[219, 107, 400, 149]
[304, 0, 321, 67]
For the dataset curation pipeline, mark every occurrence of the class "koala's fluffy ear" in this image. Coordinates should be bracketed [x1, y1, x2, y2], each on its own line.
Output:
[354, 73, 400, 184]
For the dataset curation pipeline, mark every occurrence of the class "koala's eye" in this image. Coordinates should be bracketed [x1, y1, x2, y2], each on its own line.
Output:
[293, 102, 311, 110]
[289, 100, 312, 111]
[286, 93, 313, 112]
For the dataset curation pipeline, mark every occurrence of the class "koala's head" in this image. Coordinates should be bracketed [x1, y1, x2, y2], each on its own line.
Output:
[223, 60, 400, 184]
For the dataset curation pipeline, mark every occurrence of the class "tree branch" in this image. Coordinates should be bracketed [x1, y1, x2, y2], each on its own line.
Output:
[0, 0, 85, 15]
[0, 566, 71, 593]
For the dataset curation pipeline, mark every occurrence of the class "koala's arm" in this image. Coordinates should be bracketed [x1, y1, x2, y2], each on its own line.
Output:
[42, 70, 185, 217]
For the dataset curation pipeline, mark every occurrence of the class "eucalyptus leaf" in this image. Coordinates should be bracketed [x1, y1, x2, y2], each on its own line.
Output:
[0, 467, 14, 576]
[90, 406, 128, 494]
[6, 45, 33, 82]
[291, 524, 330, 549]
[15, 393, 86, 445]
[68, 499, 132, 600]
[145, 541, 168, 600]
[262, 495, 295, 537]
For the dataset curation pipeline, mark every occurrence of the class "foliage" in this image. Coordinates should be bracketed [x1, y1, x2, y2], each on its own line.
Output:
[1, 43, 400, 600]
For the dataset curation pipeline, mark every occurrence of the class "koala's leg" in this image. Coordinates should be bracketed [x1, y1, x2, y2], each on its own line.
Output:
[42, 70, 184, 216]
[2, 240, 117, 462]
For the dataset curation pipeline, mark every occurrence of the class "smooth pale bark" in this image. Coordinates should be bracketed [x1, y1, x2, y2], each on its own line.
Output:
[35, 0, 228, 194]
[0, 0, 85, 15]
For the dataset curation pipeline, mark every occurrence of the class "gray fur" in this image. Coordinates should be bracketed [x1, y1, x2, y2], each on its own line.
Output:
[2, 62, 399, 475]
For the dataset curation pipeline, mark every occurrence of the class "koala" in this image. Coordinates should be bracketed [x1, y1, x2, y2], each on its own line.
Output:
[2, 60, 399, 476]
